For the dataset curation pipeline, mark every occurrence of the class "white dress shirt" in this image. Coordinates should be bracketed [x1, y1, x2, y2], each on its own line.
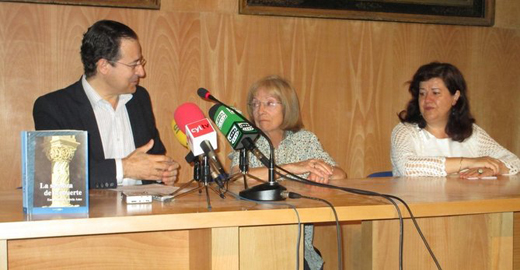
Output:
[82, 75, 141, 185]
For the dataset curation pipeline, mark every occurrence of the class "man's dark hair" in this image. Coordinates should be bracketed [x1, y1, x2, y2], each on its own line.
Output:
[80, 20, 138, 78]
[398, 62, 475, 142]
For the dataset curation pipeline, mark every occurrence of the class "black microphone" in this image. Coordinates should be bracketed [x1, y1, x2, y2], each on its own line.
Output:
[198, 87, 218, 102]
[199, 88, 286, 201]
[200, 140, 228, 188]
[239, 149, 249, 173]
[241, 137, 270, 167]
[185, 152, 201, 181]
[187, 151, 225, 187]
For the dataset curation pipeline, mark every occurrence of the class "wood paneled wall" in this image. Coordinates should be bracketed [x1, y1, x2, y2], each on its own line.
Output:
[0, 1, 519, 190]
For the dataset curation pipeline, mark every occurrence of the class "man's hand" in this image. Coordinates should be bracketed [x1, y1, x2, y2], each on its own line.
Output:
[122, 139, 180, 185]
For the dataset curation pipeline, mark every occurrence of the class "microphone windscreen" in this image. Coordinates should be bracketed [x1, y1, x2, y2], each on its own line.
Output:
[208, 103, 221, 120]
[173, 102, 206, 134]
[185, 152, 197, 163]
[197, 88, 210, 99]
[171, 119, 188, 148]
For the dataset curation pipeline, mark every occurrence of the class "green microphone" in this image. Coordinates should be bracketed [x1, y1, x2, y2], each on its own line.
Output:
[208, 104, 259, 150]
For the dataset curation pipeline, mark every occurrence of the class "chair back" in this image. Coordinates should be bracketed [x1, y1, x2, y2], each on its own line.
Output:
[367, 171, 393, 178]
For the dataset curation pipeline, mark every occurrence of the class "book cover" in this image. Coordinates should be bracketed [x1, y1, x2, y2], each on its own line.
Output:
[21, 130, 89, 215]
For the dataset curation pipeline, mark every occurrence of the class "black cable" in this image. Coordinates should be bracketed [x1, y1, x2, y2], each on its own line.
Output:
[276, 166, 442, 270]
[200, 90, 433, 267]
[227, 190, 302, 270]
[384, 193, 439, 269]
[283, 191, 343, 270]
[283, 178, 402, 269]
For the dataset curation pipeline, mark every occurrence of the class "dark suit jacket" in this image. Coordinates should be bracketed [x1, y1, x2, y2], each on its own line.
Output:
[33, 78, 166, 189]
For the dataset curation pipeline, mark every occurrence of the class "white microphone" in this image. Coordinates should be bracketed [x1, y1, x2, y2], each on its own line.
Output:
[184, 118, 218, 156]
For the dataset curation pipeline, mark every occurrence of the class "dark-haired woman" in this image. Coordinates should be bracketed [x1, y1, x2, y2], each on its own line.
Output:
[391, 62, 520, 178]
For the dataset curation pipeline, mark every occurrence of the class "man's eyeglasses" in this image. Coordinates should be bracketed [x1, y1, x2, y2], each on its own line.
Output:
[111, 58, 147, 70]
[248, 101, 282, 110]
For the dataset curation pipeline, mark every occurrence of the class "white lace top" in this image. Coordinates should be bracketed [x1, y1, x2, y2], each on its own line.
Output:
[391, 122, 520, 177]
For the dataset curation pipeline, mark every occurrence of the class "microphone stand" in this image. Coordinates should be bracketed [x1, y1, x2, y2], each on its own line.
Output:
[239, 149, 249, 189]
[228, 148, 267, 190]
[228, 149, 255, 189]
[201, 155, 213, 209]
[171, 153, 200, 198]
[193, 158, 201, 181]
[171, 154, 224, 210]
[201, 90, 286, 200]
[238, 136, 286, 201]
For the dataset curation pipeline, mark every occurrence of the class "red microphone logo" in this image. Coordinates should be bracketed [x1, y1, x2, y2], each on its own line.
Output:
[187, 119, 215, 137]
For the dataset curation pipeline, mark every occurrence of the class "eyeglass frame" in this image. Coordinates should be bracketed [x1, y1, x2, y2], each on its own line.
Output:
[110, 57, 147, 70]
[248, 100, 282, 110]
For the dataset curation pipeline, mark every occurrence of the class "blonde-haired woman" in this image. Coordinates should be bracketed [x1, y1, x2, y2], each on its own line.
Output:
[229, 75, 346, 270]
[230, 75, 346, 183]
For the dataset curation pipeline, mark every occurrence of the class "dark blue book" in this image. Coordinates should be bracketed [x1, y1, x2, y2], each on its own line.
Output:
[21, 130, 89, 215]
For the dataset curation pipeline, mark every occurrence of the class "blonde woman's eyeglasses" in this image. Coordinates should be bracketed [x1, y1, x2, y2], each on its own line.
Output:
[248, 101, 281, 110]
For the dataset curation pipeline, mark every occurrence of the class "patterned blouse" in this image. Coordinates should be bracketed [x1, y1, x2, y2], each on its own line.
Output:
[229, 129, 337, 172]
[229, 129, 337, 270]
[391, 122, 520, 177]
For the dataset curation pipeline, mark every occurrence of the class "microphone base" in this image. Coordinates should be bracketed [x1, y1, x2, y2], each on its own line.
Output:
[239, 181, 287, 201]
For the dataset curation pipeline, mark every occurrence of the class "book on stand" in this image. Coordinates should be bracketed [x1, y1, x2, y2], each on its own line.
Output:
[21, 130, 89, 215]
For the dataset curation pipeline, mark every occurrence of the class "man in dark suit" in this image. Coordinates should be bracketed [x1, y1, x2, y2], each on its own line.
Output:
[33, 20, 179, 189]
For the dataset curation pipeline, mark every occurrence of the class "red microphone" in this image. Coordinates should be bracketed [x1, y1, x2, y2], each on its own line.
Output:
[173, 102, 206, 135]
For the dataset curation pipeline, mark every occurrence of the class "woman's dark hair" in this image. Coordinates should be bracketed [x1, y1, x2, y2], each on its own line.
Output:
[398, 62, 475, 142]
[80, 20, 138, 78]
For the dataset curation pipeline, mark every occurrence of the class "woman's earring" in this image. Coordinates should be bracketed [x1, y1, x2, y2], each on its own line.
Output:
[453, 98, 459, 106]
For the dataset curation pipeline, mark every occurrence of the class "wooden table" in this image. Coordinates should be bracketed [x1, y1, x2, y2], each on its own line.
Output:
[1, 175, 520, 269]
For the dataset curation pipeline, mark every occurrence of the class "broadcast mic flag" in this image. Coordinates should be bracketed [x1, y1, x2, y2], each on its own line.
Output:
[208, 104, 259, 150]
[173, 102, 218, 157]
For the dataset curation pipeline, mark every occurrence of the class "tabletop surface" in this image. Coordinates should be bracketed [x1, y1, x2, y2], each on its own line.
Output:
[1, 175, 520, 240]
